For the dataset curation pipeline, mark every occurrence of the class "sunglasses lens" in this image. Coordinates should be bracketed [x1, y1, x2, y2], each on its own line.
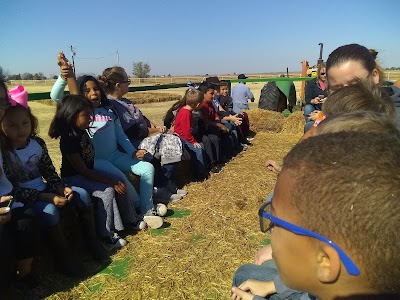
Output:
[262, 202, 273, 232]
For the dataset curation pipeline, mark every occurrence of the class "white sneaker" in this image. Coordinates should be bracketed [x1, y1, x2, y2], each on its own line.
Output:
[153, 187, 183, 203]
[143, 210, 164, 229]
[102, 232, 127, 249]
[175, 189, 187, 196]
[156, 203, 168, 217]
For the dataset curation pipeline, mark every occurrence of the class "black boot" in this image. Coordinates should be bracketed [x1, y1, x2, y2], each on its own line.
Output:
[46, 223, 86, 277]
[78, 204, 110, 262]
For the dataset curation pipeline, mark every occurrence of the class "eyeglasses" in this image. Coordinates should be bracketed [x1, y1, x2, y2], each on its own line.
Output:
[120, 79, 131, 84]
[320, 72, 326, 76]
[258, 200, 360, 276]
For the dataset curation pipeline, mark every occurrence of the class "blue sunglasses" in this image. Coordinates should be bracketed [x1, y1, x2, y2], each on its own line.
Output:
[258, 200, 360, 276]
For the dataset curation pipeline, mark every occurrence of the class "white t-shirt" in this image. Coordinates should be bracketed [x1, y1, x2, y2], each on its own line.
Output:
[10, 138, 47, 192]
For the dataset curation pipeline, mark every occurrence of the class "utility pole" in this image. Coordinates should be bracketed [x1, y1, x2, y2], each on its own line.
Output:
[117, 50, 120, 65]
[70, 45, 76, 73]
[317, 43, 324, 66]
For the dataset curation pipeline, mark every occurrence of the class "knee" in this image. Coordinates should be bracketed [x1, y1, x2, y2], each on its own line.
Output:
[304, 121, 315, 133]
[232, 264, 255, 286]
[134, 161, 155, 176]
[72, 188, 92, 206]
[303, 104, 315, 115]
[41, 204, 60, 227]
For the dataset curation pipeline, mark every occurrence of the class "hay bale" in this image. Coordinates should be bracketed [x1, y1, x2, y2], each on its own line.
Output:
[126, 92, 181, 104]
[281, 111, 305, 135]
[246, 109, 285, 133]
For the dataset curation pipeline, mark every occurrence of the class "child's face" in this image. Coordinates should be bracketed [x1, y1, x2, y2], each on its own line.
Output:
[270, 169, 317, 292]
[1, 109, 32, 148]
[203, 89, 214, 103]
[75, 108, 93, 130]
[84, 81, 102, 108]
[220, 85, 229, 97]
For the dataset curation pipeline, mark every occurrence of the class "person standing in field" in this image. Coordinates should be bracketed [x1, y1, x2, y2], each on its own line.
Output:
[231, 74, 255, 114]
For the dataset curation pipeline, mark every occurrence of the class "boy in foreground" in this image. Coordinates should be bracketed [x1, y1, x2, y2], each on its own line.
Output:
[233, 131, 400, 299]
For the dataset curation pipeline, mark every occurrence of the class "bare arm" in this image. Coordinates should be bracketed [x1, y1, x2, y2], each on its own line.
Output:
[57, 51, 79, 95]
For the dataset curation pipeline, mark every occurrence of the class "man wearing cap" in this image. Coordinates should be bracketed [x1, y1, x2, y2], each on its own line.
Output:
[231, 74, 255, 114]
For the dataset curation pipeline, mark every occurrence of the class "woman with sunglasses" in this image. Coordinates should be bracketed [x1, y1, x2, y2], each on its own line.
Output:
[303, 63, 328, 132]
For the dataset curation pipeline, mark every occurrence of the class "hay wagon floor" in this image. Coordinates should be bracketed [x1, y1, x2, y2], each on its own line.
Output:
[25, 102, 304, 300]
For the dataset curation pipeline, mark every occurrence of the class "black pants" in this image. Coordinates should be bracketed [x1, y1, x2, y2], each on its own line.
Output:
[200, 133, 220, 167]
[0, 206, 39, 288]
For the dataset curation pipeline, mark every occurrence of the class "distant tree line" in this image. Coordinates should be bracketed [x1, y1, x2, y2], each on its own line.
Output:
[385, 67, 400, 71]
[0, 66, 57, 80]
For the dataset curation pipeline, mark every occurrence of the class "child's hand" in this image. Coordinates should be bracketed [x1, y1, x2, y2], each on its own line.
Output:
[135, 149, 147, 160]
[0, 207, 11, 224]
[57, 51, 69, 67]
[156, 125, 167, 133]
[193, 142, 202, 148]
[231, 280, 276, 300]
[232, 114, 243, 126]
[63, 187, 74, 201]
[308, 110, 320, 121]
[217, 123, 229, 133]
[113, 181, 126, 194]
[265, 160, 282, 174]
[0, 196, 12, 224]
[56, 187, 73, 202]
[60, 65, 74, 80]
[53, 195, 68, 207]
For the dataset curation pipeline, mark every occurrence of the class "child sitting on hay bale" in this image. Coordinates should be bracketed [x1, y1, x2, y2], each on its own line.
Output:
[198, 83, 235, 165]
[164, 88, 223, 176]
[172, 88, 210, 179]
[232, 112, 400, 299]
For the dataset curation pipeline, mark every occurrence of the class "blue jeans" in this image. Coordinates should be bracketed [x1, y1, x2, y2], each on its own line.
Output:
[94, 152, 155, 214]
[181, 139, 206, 174]
[303, 104, 319, 133]
[32, 186, 91, 227]
[232, 260, 307, 299]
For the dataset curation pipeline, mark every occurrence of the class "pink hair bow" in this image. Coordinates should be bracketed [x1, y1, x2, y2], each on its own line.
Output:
[8, 85, 28, 109]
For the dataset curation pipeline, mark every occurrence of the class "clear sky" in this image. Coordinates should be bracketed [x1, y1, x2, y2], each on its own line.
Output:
[1, 0, 399, 77]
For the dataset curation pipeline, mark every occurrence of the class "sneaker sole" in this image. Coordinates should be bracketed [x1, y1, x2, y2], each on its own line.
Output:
[157, 204, 168, 217]
[176, 190, 188, 196]
[143, 216, 164, 229]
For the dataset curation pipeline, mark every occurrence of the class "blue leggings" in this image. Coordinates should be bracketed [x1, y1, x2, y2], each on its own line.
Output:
[94, 151, 155, 214]
[32, 186, 91, 228]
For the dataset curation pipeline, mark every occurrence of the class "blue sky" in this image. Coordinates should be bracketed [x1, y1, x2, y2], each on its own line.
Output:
[1, 0, 399, 77]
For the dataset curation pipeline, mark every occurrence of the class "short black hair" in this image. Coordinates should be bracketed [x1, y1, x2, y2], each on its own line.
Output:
[283, 131, 400, 292]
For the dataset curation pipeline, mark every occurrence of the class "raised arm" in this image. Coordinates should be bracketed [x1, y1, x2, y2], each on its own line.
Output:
[50, 52, 79, 102]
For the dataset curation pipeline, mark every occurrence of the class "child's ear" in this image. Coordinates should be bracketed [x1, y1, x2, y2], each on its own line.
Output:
[316, 241, 341, 283]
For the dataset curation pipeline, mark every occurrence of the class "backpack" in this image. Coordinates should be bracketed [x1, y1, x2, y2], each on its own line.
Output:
[258, 81, 281, 111]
